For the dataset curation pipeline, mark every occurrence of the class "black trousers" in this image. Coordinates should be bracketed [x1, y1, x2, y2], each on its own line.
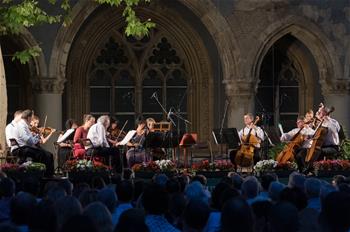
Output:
[229, 148, 261, 168]
[88, 147, 122, 173]
[13, 146, 54, 177]
[295, 146, 339, 172]
[57, 147, 72, 169]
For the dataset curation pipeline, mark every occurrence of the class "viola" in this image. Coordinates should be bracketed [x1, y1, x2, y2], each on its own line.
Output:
[235, 116, 260, 167]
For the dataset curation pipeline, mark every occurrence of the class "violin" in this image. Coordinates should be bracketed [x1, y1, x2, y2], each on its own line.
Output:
[276, 120, 314, 163]
[30, 126, 55, 138]
[235, 116, 260, 167]
[305, 104, 335, 163]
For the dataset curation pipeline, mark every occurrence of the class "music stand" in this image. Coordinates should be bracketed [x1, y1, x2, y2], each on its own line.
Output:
[212, 128, 241, 159]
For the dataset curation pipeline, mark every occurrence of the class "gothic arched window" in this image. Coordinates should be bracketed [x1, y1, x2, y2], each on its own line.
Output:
[89, 35, 188, 130]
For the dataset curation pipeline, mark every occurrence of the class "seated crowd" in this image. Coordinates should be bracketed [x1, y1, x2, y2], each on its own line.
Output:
[0, 171, 350, 232]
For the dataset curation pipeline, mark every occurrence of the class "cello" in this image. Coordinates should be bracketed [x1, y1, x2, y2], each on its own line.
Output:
[305, 104, 335, 163]
[276, 120, 314, 163]
[235, 116, 260, 167]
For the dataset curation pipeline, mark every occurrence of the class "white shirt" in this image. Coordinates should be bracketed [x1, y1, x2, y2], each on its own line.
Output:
[87, 122, 109, 147]
[321, 117, 340, 146]
[14, 119, 40, 150]
[281, 127, 315, 149]
[5, 120, 18, 148]
[239, 126, 264, 148]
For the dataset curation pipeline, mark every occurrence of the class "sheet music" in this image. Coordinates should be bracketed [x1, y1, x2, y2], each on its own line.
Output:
[278, 123, 284, 135]
[57, 129, 75, 143]
[118, 130, 136, 145]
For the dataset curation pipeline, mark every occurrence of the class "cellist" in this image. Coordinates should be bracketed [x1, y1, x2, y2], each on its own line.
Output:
[310, 106, 340, 159]
[280, 116, 314, 172]
[229, 113, 264, 166]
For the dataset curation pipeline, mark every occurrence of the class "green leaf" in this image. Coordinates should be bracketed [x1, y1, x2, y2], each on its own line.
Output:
[12, 46, 41, 64]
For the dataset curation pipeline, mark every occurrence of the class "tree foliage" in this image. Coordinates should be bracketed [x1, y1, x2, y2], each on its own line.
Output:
[0, 0, 155, 63]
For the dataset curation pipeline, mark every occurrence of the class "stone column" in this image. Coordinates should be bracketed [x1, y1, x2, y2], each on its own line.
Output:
[31, 78, 65, 152]
[224, 79, 255, 129]
[321, 79, 350, 137]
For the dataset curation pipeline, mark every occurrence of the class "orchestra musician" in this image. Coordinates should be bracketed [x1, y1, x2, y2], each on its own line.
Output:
[87, 115, 121, 172]
[30, 115, 56, 144]
[107, 117, 126, 143]
[123, 119, 150, 168]
[5, 110, 23, 148]
[305, 109, 315, 129]
[229, 113, 265, 167]
[73, 114, 95, 158]
[56, 119, 78, 169]
[280, 116, 315, 172]
[11, 110, 54, 177]
[146, 117, 166, 160]
[312, 106, 340, 159]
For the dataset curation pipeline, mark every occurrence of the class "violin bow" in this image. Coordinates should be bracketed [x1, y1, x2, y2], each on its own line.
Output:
[116, 120, 128, 141]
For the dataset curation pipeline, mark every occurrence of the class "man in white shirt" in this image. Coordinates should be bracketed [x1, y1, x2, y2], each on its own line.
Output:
[307, 107, 340, 164]
[5, 110, 22, 149]
[87, 115, 121, 172]
[12, 110, 54, 177]
[230, 113, 264, 167]
[280, 116, 315, 172]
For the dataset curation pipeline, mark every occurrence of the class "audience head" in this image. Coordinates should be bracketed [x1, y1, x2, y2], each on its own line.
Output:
[0, 177, 15, 198]
[143, 183, 169, 215]
[211, 182, 231, 210]
[242, 176, 259, 199]
[288, 172, 306, 190]
[91, 176, 106, 189]
[83, 202, 113, 232]
[268, 202, 299, 232]
[10, 192, 37, 225]
[268, 181, 286, 202]
[46, 185, 67, 202]
[260, 174, 277, 192]
[228, 172, 244, 190]
[183, 199, 210, 231]
[29, 199, 57, 232]
[116, 180, 134, 203]
[252, 200, 273, 232]
[168, 193, 186, 224]
[152, 173, 169, 189]
[166, 178, 181, 194]
[280, 187, 307, 211]
[304, 177, 321, 199]
[22, 176, 40, 197]
[79, 189, 99, 208]
[97, 187, 117, 213]
[320, 182, 337, 206]
[319, 191, 350, 232]
[59, 179, 74, 196]
[114, 208, 149, 232]
[73, 182, 90, 198]
[191, 175, 208, 186]
[332, 175, 346, 187]
[221, 197, 254, 232]
[185, 181, 208, 204]
[61, 214, 98, 232]
[177, 175, 190, 192]
[55, 196, 83, 232]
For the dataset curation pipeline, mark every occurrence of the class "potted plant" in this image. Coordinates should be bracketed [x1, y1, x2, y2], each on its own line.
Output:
[191, 159, 234, 178]
[132, 160, 177, 178]
[313, 160, 350, 177]
[0, 161, 46, 181]
[65, 159, 111, 183]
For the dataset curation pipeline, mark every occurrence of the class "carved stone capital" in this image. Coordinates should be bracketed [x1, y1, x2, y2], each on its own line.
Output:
[321, 79, 350, 95]
[31, 78, 66, 94]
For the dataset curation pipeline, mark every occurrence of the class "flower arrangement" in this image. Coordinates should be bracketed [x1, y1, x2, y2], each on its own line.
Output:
[313, 160, 350, 172]
[274, 162, 298, 171]
[0, 161, 46, 172]
[191, 159, 234, 172]
[65, 159, 110, 172]
[132, 160, 176, 173]
[254, 160, 278, 173]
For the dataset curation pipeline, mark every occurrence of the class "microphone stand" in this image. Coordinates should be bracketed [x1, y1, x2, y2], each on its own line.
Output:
[152, 93, 176, 127]
[219, 100, 229, 158]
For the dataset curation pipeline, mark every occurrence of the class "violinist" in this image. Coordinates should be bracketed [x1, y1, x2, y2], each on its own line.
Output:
[30, 115, 56, 144]
[280, 116, 315, 172]
[107, 117, 126, 143]
[5, 110, 22, 148]
[123, 119, 150, 168]
[12, 110, 54, 177]
[73, 114, 95, 158]
[57, 119, 78, 169]
[229, 113, 264, 167]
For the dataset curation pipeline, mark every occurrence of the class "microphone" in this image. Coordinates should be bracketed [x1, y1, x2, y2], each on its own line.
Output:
[167, 108, 173, 120]
[151, 92, 157, 99]
[122, 92, 132, 99]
